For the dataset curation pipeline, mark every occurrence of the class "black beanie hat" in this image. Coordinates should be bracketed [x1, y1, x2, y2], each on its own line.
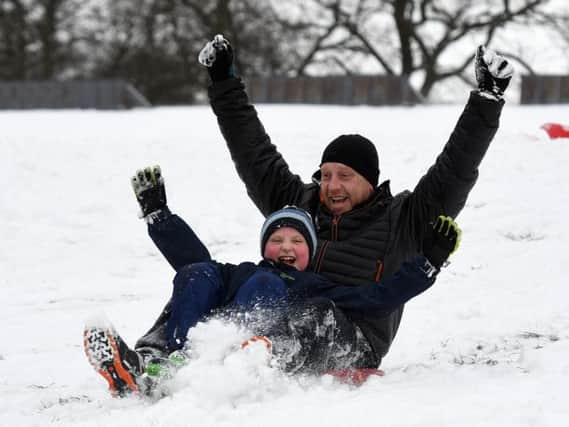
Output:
[260, 206, 318, 260]
[319, 134, 379, 187]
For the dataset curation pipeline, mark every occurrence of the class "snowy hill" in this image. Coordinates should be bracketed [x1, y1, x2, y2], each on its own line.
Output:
[2, 98, 569, 426]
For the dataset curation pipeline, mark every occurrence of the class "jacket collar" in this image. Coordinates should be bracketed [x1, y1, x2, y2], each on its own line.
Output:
[258, 258, 300, 273]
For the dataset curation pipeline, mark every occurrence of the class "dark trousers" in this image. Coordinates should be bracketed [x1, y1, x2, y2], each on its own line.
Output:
[263, 297, 377, 374]
[135, 264, 376, 373]
[135, 263, 290, 352]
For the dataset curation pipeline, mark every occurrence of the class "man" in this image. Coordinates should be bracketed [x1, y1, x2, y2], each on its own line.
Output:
[199, 35, 513, 366]
[84, 173, 460, 397]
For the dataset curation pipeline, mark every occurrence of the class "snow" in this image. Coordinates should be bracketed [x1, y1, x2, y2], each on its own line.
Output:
[2, 99, 569, 426]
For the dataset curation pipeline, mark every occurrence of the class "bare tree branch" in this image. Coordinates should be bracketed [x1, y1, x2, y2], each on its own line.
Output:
[342, 20, 396, 75]
[296, 21, 340, 75]
[502, 52, 537, 75]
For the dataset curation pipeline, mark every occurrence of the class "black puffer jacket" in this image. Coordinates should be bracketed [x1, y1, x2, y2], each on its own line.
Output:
[209, 78, 504, 364]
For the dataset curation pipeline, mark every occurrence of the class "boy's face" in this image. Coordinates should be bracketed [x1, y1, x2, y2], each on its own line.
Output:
[263, 227, 310, 271]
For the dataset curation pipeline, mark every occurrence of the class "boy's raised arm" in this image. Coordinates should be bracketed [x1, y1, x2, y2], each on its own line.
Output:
[132, 166, 212, 271]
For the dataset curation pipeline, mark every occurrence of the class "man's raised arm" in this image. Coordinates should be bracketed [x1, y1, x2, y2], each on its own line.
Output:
[200, 35, 308, 216]
[402, 46, 514, 245]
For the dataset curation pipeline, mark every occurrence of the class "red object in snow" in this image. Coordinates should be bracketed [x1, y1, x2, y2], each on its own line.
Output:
[541, 123, 569, 139]
[326, 368, 385, 385]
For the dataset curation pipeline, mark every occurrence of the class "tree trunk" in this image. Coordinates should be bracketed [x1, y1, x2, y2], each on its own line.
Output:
[392, 0, 414, 76]
[38, 0, 60, 79]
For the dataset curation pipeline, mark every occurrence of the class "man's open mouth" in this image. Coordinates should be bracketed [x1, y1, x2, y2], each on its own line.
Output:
[330, 196, 347, 204]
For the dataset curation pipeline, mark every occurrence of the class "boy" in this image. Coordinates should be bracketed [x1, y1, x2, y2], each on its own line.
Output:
[84, 167, 460, 397]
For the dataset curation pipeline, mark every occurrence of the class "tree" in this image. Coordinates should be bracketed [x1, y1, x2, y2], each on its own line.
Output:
[274, 0, 567, 100]
[0, 0, 88, 80]
[0, 0, 295, 103]
[5, 0, 567, 103]
[82, 0, 293, 104]
[0, 0, 29, 79]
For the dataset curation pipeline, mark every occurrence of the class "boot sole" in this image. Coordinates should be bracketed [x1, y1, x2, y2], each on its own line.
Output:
[83, 326, 139, 397]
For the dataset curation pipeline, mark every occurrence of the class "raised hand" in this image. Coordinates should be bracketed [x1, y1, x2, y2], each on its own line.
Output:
[475, 45, 514, 100]
[198, 34, 235, 82]
[131, 165, 167, 218]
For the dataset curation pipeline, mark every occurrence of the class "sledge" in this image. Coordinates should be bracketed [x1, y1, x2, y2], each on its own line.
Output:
[541, 123, 569, 139]
[326, 368, 385, 385]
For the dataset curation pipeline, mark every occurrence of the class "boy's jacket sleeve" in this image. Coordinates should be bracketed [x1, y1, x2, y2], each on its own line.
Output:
[289, 257, 436, 315]
[148, 213, 212, 271]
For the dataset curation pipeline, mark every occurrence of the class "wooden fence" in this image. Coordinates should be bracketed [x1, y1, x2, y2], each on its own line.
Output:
[521, 75, 569, 104]
[0, 80, 150, 109]
[244, 75, 420, 105]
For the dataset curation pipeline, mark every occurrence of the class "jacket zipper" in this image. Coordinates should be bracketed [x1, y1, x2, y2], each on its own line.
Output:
[375, 260, 384, 281]
[313, 241, 329, 273]
[332, 215, 341, 241]
[317, 190, 389, 279]
[326, 190, 386, 240]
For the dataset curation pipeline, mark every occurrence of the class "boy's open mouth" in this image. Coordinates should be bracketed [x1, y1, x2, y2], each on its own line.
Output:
[278, 256, 296, 265]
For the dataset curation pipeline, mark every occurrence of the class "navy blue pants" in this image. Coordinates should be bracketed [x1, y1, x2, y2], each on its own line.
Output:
[139, 262, 289, 351]
[136, 263, 376, 373]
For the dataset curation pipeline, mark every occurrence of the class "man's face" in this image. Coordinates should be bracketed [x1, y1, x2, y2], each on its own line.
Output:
[263, 227, 310, 271]
[319, 162, 374, 216]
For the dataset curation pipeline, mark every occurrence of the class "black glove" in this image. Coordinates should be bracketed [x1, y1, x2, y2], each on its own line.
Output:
[198, 34, 235, 82]
[131, 165, 167, 218]
[422, 216, 461, 270]
[475, 45, 514, 100]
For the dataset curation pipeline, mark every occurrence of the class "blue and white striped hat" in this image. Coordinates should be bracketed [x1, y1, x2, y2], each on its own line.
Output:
[260, 206, 318, 260]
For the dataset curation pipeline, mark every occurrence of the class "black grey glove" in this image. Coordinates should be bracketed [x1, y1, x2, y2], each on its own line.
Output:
[131, 165, 168, 220]
[422, 216, 461, 270]
[475, 45, 514, 100]
[198, 34, 235, 82]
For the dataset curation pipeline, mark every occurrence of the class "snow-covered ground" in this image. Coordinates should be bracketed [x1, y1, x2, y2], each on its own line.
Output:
[2, 97, 569, 426]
